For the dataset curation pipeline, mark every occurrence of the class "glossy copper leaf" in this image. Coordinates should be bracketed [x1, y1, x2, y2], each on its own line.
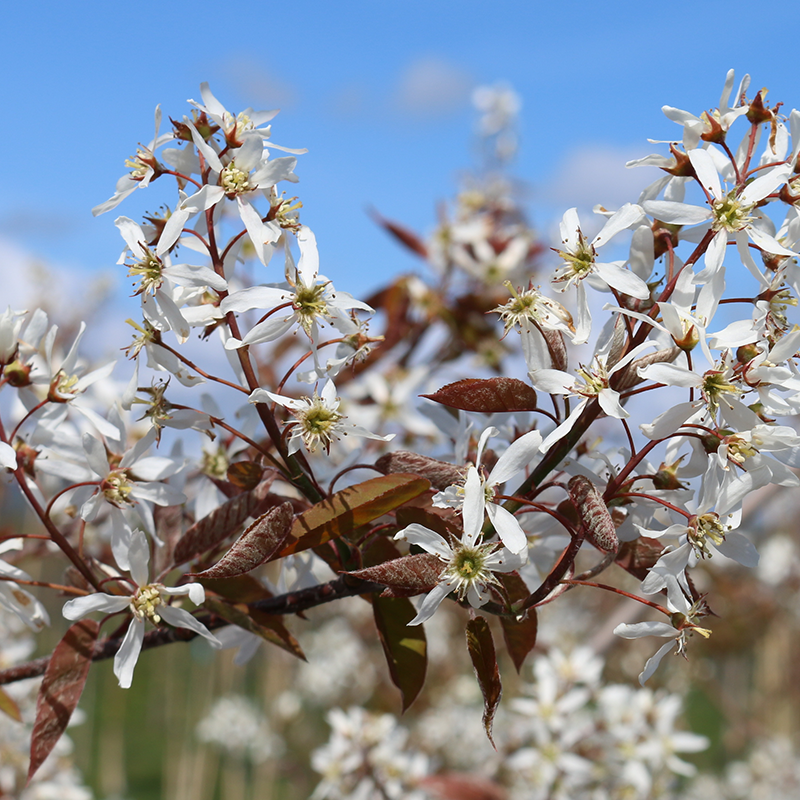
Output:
[276, 474, 430, 558]
[203, 597, 305, 660]
[347, 553, 444, 598]
[227, 460, 265, 490]
[465, 616, 502, 748]
[190, 502, 294, 579]
[372, 595, 427, 711]
[375, 450, 466, 491]
[498, 573, 538, 673]
[172, 476, 276, 567]
[422, 378, 538, 413]
[200, 573, 275, 605]
[28, 619, 99, 784]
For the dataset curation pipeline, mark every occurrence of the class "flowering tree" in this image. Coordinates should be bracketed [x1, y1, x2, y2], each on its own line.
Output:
[1, 72, 800, 797]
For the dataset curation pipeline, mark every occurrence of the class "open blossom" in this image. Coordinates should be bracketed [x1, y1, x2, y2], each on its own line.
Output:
[116, 217, 227, 343]
[396, 467, 526, 624]
[250, 379, 393, 455]
[532, 340, 656, 452]
[642, 148, 796, 281]
[62, 530, 221, 688]
[614, 593, 712, 685]
[92, 105, 172, 216]
[433, 425, 542, 554]
[222, 227, 372, 352]
[552, 204, 650, 343]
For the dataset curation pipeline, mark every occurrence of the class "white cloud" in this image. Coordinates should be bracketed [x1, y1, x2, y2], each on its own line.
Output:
[392, 55, 473, 118]
[538, 144, 657, 213]
[220, 60, 298, 109]
[531, 144, 661, 244]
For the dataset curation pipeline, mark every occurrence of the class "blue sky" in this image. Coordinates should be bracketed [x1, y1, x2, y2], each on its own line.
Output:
[1, 0, 795, 324]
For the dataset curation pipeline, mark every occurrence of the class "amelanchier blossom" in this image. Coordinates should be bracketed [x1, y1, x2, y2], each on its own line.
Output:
[614, 592, 712, 686]
[433, 425, 542, 554]
[396, 467, 527, 624]
[553, 204, 651, 343]
[62, 530, 221, 688]
[642, 148, 797, 282]
[116, 216, 227, 343]
[249, 380, 393, 455]
[222, 227, 372, 352]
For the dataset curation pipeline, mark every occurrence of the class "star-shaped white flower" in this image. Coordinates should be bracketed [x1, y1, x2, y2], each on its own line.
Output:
[62, 529, 221, 688]
[250, 379, 393, 455]
[433, 426, 542, 554]
[395, 468, 527, 625]
[642, 148, 795, 281]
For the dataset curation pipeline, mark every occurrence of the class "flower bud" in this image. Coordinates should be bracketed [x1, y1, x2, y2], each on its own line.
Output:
[4, 359, 31, 387]
[736, 343, 760, 366]
[567, 475, 619, 553]
[745, 91, 776, 125]
[652, 458, 688, 491]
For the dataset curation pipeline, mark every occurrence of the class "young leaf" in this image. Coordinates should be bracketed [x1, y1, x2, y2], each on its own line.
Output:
[372, 595, 427, 711]
[374, 450, 465, 490]
[0, 686, 21, 722]
[172, 476, 277, 566]
[422, 377, 538, 413]
[465, 616, 502, 748]
[276, 474, 430, 558]
[419, 773, 507, 800]
[190, 502, 294, 579]
[498, 572, 538, 672]
[346, 553, 444, 598]
[227, 460, 265, 490]
[28, 619, 99, 784]
[200, 573, 276, 605]
[202, 596, 305, 660]
[369, 208, 429, 259]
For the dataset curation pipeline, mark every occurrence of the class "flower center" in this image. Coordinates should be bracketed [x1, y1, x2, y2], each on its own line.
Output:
[124, 150, 152, 180]
[553, 231, 595, 289]
[293, 283, 330, 334]
[572, 358, 610, 398]
[711, 193, 754, 233]
[688, 512, 728, 558]
[48, 370, 80, 402]
[220, 162, 251, 196]
[131, 583, 165, 624]
[102, 469, 134, 507]
[700, 368, 742, 416]
[127, 247, 164, 295]
[494, 282, 575, 334]
[444, 542, 499, 599]
[294, 395, 344, 453]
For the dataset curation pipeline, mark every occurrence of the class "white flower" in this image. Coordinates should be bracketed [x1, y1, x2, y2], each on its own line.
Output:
[222, 227, 372, 351]
[614, 593, 711, 685]
[250, 379, 393, 455]
[532, 340, 655, 452]
[395, 467, 526, 624]
[62, 529, 221, 688]
[433, 426, 542, 554]
[116, 216, 227, 343]
[92, 105, 172, 216]
[0, 539, 50, 631]
[76, 428, 186, 570]
[553, 205, 650, 343]
[642, 148, 796, 281]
